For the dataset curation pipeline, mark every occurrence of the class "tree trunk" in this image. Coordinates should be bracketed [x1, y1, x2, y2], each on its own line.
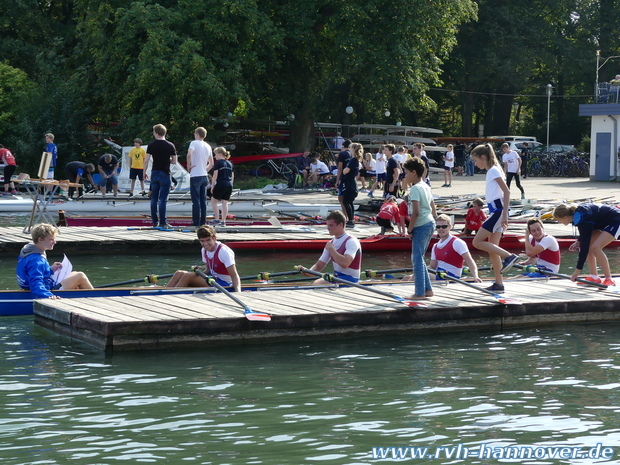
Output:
[289, 114, 314, 153]
[462, 78, 474, 136]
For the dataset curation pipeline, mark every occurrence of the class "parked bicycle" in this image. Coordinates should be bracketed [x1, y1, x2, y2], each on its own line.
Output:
[254, 158, 297, 180]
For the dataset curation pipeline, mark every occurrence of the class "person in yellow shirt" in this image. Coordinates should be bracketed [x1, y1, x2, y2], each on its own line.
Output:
[128, 138, 146, 197]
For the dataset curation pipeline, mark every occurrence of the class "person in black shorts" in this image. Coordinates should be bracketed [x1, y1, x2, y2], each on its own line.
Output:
[383, 144, 400, 198]
[210, 146, 234, 227]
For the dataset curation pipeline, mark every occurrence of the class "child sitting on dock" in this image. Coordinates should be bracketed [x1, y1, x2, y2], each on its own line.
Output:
[16, 223, 93, 299]
[462, 198, 487, 235]
[166, 225, 241, 292]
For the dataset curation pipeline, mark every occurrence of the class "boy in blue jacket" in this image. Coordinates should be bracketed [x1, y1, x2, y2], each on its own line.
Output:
[17, 223, 93, 299]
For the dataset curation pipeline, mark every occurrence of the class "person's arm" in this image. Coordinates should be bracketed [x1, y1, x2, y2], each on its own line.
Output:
[324, 241, 355, 269]
[187, 148, 194, 171]
[297, 259, 327, 275]
[25, 260, 55, 299]
[462, 252, 482, 283]
[170, 150, 178, 165]
[408, 200, 420, 234]
[390, 167, 401, 191]
[524, 231, 545, 258]
[144, 153, 151, 180]
[226, 264, 241, 293]
[495, 176, 511, 230]
[211, 166, 219, 186]
[206, 154, 214, 172]
[430, 199, 437, 219]
[98, 163, 105, 178]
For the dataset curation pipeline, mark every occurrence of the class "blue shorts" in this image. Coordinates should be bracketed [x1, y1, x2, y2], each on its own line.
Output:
[99, 174, 118, 187]
[602, 223, 620, 239]
[376, 173, 387, 182]
[482, 210, 504, 233]
[334, 271, 359, 284]
[444, 166, 452, 171]
[434, 268, 459, 281]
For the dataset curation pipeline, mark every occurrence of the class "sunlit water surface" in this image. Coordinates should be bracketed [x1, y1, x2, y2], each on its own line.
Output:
[2, 322, 620, 464]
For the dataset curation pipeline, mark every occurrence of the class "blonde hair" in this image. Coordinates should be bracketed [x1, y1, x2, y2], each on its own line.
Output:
[214, 147, 230, 159]
[45, 133, 54, 141]
[31, 223, 58, 243]
[350, 143, 363, 161]
[470, 144, 501, 169]
[553, 204, 578, 219]
[436, 213, 453, 225]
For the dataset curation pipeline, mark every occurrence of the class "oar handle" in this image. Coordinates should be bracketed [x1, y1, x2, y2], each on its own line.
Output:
[364, 268, 412, 278]
[240, 270, 302, 281]
[428, 268, 498, 297]
[95, 272, 174, 288]
[296, 266, 404, 301]
[515, 264, 607, 288]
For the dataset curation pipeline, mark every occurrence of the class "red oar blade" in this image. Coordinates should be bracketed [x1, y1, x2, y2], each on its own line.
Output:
[497, 297, 522, 305]
[245, 310, 272, 322]
[405, 300, 429, 308]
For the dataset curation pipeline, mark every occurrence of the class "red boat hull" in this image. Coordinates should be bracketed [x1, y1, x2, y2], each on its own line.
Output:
[224, 234, 620, 252]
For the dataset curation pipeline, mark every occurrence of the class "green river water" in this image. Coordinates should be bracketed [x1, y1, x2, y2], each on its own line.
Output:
[1, 215, 620, 464]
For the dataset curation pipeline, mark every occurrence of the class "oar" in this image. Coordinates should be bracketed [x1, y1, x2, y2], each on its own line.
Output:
[193, 268, 271, 321]
[514, 264, 608, 289]
[95, 273, 175, 288]
[296, 266, 428, 307]
[364, 268, 412, 278]
[239, 270, 302, 281]
[428, 269, 522, 305]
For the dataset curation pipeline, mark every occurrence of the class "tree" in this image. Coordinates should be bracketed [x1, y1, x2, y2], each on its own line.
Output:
[253, 0, 477, 151]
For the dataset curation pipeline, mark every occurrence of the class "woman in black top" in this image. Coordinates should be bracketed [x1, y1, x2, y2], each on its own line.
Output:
[210, 147, 234, 226]
[341, 142, 363, 227]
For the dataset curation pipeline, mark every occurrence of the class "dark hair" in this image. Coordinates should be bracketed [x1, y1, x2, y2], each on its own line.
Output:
[403, 157, 425, 177]
[326, 210, 347, 225]
[197, 225, 216, 238]
[526, 218, 544, 231]
[342, 139, 352, 148]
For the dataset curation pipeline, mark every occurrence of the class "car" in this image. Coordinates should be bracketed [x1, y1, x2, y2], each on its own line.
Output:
[532, 144, 577, 155]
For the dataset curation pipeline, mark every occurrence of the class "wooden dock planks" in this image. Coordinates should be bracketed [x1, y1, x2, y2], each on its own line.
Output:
[33, 279, 620, 351]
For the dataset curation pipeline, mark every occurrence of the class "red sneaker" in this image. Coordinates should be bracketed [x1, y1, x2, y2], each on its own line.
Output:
[602, 278, 616, 287]
[577, 276, 602, 285]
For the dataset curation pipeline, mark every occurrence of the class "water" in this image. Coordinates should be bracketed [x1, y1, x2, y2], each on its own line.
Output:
[2, 321, 620, 464]
[3, 216, 620, 463]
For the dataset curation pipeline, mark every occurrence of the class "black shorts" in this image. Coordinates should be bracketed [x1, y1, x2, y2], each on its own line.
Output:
[3, 164, 16, 183]
[129, 168, 144, 180]
[212, 184, 233, 201]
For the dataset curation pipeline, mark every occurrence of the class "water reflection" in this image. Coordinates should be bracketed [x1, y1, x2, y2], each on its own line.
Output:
[2, 318, 620, 463]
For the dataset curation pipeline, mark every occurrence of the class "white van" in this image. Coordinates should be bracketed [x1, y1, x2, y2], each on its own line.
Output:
[489, 135, 538, 143]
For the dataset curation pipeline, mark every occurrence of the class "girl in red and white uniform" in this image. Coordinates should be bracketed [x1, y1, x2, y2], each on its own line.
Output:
[166, 225, 241, 291]
[518, 218, 560, 278]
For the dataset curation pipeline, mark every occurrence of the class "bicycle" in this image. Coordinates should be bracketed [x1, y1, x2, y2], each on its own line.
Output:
[254, 158, 297, 180]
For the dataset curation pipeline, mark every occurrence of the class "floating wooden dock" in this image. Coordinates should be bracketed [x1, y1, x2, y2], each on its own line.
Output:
[0, 222, 577, 257]
[34, 279, 620, 351]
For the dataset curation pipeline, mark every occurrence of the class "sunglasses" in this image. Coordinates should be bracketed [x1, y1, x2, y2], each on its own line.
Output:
[436, 224, 450, 229]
